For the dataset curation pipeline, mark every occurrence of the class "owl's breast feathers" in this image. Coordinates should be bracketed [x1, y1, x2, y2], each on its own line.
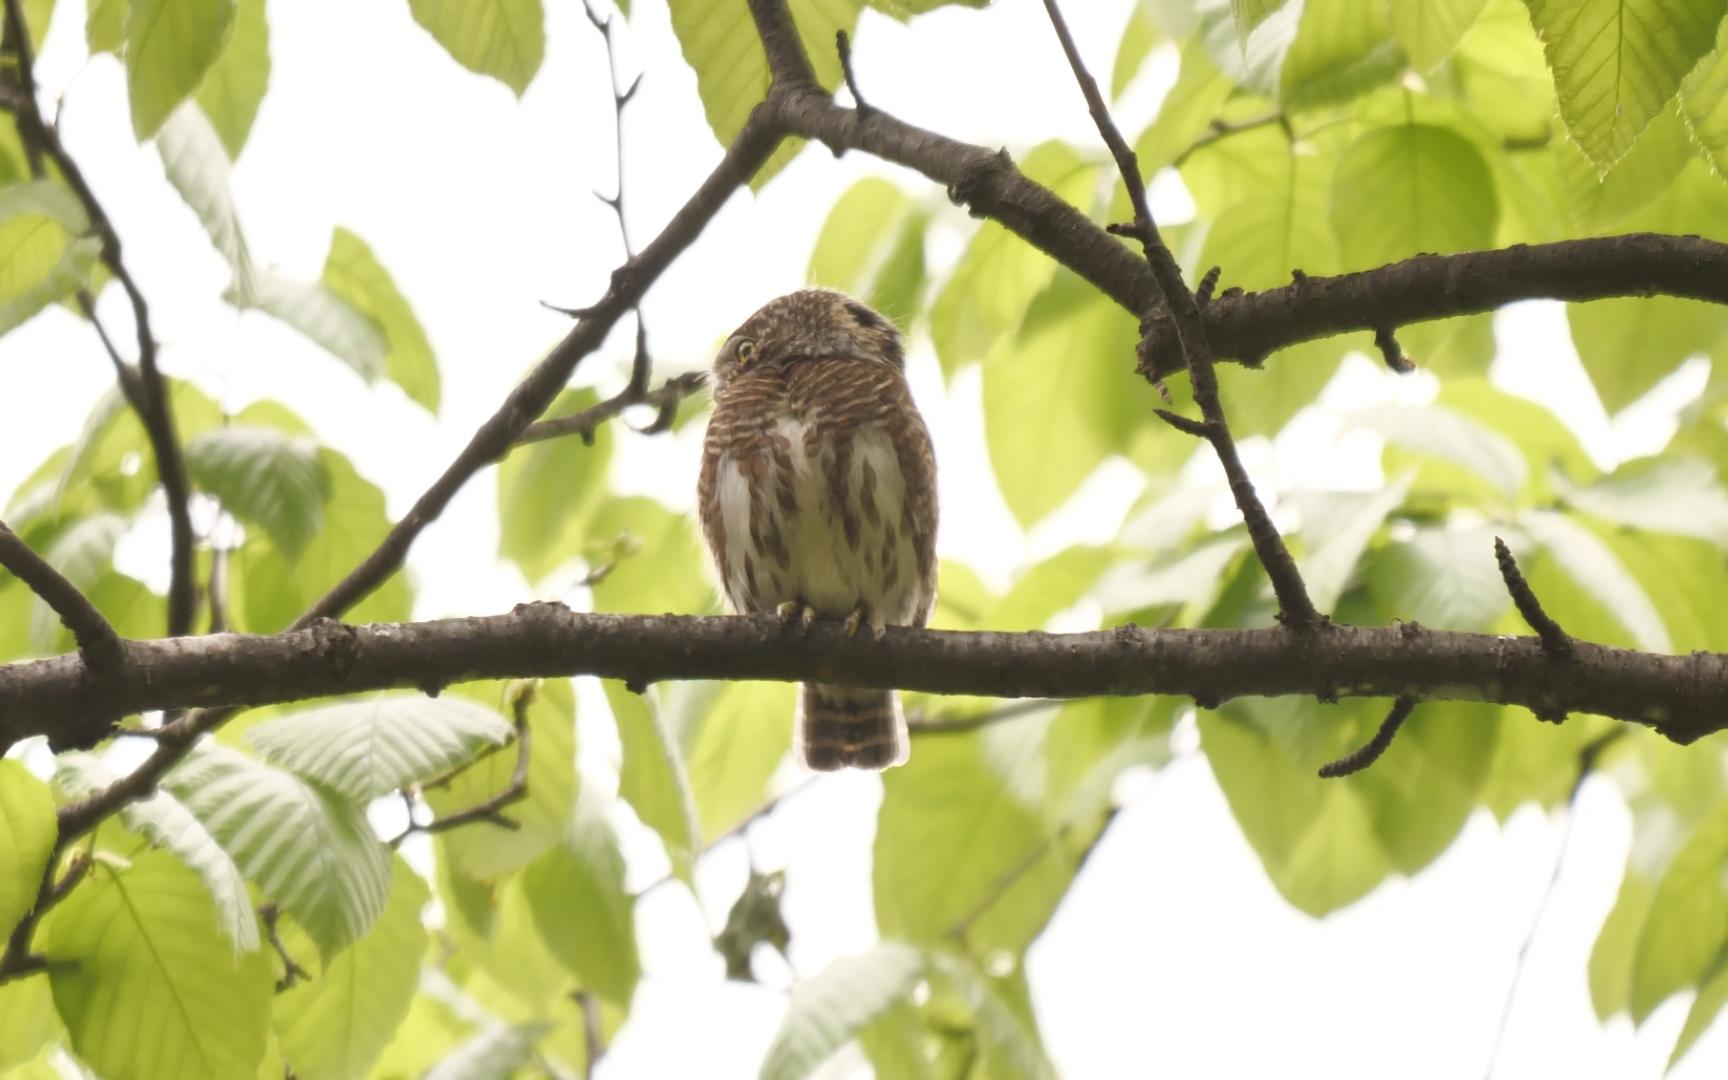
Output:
[698, 355, 937, 626]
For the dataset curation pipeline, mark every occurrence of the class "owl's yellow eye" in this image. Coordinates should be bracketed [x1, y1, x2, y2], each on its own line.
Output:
[736, 339, 758, 367]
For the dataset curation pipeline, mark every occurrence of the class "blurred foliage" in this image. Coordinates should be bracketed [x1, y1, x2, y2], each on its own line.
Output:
[7, 0, 1728, 1075]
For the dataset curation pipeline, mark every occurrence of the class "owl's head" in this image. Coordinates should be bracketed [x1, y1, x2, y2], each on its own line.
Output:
[711, 288, 904, 388]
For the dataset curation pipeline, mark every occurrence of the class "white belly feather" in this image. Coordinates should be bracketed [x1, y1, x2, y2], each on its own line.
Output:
[714, 419, 921, 624]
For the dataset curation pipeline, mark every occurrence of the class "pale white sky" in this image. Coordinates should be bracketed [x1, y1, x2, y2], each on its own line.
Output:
[3, 0, 1725, 1077]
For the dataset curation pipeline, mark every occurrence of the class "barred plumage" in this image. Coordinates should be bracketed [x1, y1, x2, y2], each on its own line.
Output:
[698, 290, 938, 770]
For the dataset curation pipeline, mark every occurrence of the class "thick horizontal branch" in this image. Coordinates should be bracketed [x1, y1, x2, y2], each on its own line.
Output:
[3, 608, 1724, 752]
[1168, 234, 1728, 369]
[747, 25, 1728, 376]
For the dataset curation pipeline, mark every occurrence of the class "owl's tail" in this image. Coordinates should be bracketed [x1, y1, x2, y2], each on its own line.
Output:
[798, 684, 908, 771]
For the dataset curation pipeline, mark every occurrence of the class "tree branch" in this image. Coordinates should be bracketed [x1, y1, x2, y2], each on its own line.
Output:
[1039, 0, 1319, 629]
[3, 608, 1720, 752]
[389, 692, 533, 847]
[4, 0, 198, 637]
[0, 520, 121, 671]
[293, 114, 781, 629]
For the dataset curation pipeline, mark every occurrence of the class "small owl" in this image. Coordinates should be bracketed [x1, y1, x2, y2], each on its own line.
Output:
[698, 289, 938, 770]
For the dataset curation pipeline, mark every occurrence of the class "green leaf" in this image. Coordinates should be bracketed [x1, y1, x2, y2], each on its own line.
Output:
[230, 448, 410, 632]
[1681, 12, 1728, 173]
[185, 425, 329, 558]
[194, 0, 268, 159]
[430, 679, 576, 879]
[0, 976, 59, 1073]
[521, 787, 640, 1008]
[1279, 0, 1406, 107]
[867, 0, 989, 13]
[1630, 799, 1728, 1020]
[125, 0, 237, 141]
[1295, 473, 1414, 614]
[1232, 0, 1293, 43]
[55, 752, 260, 952]
[1392, 0, 1490, 71]
[668, 0, 863, 189]
[164, 744, 392, 959]
[604, 680, 699, 880]
[1590, 863, 1656, 1019]
[274, 857, 428, 1080]
[1330, 124, 1499, 269]
[1558, 456, 1728, 543]
[87, 0, 124, 52]
[0, 761, 55, 942]
[1112, 3, 1162, 99]
[368, 993, 469, 1080]
[857, 1003, 935, 1080]
[422, 1023, 548, 1080]
[982, 275, 1140, 527]
[1131, 38, 1234, 178]
[875, 733, 1072, 954]
[928, 958, 1057, 1079]
[586, 495, 713, 616]
[1355, 403, 1528, 501]
[806, 178, 928, 329]
[0, 182, 101, 336]
[1363, 524, 1510, 630]
[1094, 534, 1249, 620]
[1560, 101, 1694, 228]
[497, 388, 614, 583]
[248, 695, 514, 801]
[930, 141, 1100, 376]
[986, 544, 1113, 630]
[1455, 0, 1558, 143]
[45, 849, 273, 1080]
[321, 227, 440, 412]
[408, 0, 545, 95]
[1043, 696, 1178, 824]
[684, 680, 793, 843]
[1673, 953, 1728, 1068]
[1522, 0, 1728, 170]
[760, 942, 925, 1080]
[1203, 694, 1464, 915]
[1566, 164, 1728, 411]
[230, 270, 387, 381]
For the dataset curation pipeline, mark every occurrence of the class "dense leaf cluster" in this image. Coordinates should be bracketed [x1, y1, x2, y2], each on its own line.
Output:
[6, 0, 1728, 1076]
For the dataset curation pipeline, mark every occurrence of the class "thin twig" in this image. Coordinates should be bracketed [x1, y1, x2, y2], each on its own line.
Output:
[637, 774, 821, 899]
[48, 103, 783, 853]
[0, 520, 122, 671]
[906, 698, 1056, 736]
[835, 30, 871, 115]
[1374, 325, 1415, 373]
[0, 848, 87, 983]
[1317, 698, 1415, 778]
[3, 0, 197, 637]
[580, 0, 651, 398]
[1040, 0, 1320, 630]
[260, 903, 310, 992]
[1494, 537, 1572, 660]
[389, 693, 533, 847]
[1482, 727, 1628, 1079]
[516, 371, 705, 446]
[1171, 111, 1286, 167]
[574, 988, 607, 1079]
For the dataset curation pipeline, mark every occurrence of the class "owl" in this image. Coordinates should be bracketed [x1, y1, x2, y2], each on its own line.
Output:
[698, 289, 938, 771]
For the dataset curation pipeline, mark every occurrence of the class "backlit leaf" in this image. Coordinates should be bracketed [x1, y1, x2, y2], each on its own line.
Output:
[45, 849, 273, 1080]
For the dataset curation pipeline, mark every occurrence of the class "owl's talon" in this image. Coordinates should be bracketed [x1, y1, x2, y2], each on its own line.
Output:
[776, 600, 818, 633]
[843, 608, 864, 637]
